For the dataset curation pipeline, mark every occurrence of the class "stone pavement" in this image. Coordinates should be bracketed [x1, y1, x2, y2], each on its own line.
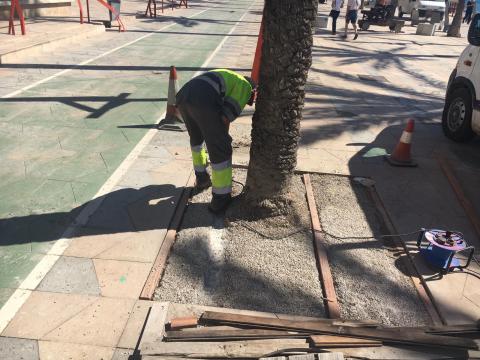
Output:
[0, 0, 263, 358]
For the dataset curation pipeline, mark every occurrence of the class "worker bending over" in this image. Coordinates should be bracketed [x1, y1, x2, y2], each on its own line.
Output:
[176, 69, 257, 214]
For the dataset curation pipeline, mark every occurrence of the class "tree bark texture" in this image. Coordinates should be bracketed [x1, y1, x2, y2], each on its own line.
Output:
[447, 0, 465, 37]
[244, 0, 318, 215]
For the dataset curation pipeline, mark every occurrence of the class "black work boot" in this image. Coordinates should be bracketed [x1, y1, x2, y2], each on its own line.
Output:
[208, 193, 232, 214]
[195, 172, 211, 191]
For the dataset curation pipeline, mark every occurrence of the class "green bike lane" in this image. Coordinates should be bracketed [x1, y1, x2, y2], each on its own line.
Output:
[0, 0, 256, 308]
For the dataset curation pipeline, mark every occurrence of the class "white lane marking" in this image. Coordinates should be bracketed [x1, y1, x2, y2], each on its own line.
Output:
[0, 290, 31, 334]
[1, 7, 210, 99]
[193, 0, 254, 77]
[0, 0, 258, 334]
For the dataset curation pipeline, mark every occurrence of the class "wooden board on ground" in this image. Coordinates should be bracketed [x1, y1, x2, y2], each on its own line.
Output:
[141, 338, 310, 358]
[303, 174, 341, 319]
[140, 173, 194, 300]
[167, 316, 198, 330]
[200, 311, 478, 349]
[392, 323, 480, 335]
[165, 302, 378, 327]
[165, 329, 307, 341]
[309, 335, 381, 347]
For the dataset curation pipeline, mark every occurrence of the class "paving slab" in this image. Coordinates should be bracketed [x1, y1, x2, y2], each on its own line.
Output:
[93, 259, 152, 299]
[2, 291, 97, 339]
[38, 341, 114, 360]
[0, 336, 39, 360]
[37, 256, 100, 295]
[64, 228, 164, 263]
[41, 296, 135, 347]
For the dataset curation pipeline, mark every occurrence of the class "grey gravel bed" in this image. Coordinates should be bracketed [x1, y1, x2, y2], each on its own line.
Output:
[311, 174, 430, 326]
[154, 171, 326, 317]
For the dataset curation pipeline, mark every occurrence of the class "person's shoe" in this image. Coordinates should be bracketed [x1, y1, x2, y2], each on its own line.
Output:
[195, 172, 211, 191]
[353, 33, 358, 40]
[332, 31, 336, 35]
[208, 193, 232, 214]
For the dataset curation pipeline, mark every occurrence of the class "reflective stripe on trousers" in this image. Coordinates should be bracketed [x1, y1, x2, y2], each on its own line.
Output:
[191, 144, 207, 172]
[211, 159, 232, 194]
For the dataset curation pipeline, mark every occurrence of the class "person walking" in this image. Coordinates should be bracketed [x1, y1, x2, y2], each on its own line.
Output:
[330, 0, 343, 35]
[344, 0, 361, 39]
[463, 0, 474, 24]
[176, 69, 257, 214]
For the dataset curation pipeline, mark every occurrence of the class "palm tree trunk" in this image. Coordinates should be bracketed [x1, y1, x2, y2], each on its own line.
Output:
[447, 0, 465, 37]
[243, 0, 318, 216]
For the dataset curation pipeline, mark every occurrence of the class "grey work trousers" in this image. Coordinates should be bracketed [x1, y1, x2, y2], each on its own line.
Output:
[176, 78, 232, 166]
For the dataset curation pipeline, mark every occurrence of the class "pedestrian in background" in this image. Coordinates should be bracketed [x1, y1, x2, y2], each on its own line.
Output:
[463, 0, 474, 24]
[329, 0, 343, 35]
[344, 0, 361, 40]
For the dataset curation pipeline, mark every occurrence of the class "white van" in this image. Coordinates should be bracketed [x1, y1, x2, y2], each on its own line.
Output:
[442, 14, 480, 141]
[397, 0, 445, 20]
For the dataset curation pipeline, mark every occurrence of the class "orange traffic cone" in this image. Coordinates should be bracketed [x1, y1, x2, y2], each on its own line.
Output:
[385, 119, 417, 167]
[158, 65, 186, 132]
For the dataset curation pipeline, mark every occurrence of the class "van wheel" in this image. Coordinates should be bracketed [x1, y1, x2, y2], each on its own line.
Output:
[442, 88, 475, 142]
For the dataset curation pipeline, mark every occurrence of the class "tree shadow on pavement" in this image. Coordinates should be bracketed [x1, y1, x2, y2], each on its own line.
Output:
[0, 94, 167, 119]
[0, 183, 214, 248]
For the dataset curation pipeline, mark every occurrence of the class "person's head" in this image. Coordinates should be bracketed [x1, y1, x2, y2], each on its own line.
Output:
[245, 76, 258, 106]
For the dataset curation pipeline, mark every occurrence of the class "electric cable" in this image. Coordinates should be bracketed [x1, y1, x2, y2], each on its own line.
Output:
[230, 178, 424, 241]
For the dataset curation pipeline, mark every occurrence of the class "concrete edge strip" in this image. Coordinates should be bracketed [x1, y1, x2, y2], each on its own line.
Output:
[139, 0, 258, 300]
[366, 185, 445, 326]
[139, 174, 195, 300]
[0, 2, 239, 334]
[303, 173, 342, 319]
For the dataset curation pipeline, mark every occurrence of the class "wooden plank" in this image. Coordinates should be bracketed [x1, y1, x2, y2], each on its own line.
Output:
[141, 339, 310, 358]
[167, 316, 198, 331]
[309, 335, 381, 348]
[200, 311, 478, 349]
[164, 329, 307, 341]
[303, 174, 341, 319]
[391, 323, 480, 335]
[140, 173, 194, 300]
[166, 302, 378, 328]
[334, 345, 467, 360]
[438, 155, 480, 239]
[366, 186, 445, 326]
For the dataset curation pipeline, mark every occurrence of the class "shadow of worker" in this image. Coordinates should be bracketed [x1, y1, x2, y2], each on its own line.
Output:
[0, 184, 188, 249]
